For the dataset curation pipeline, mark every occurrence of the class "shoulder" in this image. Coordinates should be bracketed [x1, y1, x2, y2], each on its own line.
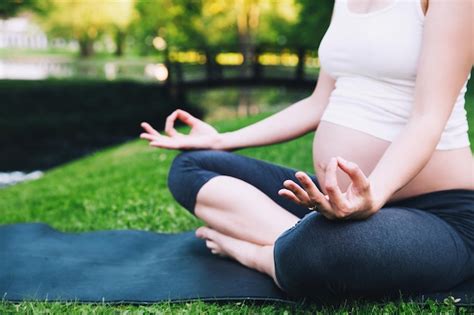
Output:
[418, 0, 472, 69]
[423, 0, 472, 44]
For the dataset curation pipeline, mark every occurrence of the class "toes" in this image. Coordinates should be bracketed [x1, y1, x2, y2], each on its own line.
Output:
[206, 239, 217, 250]
[196, 226, 221, 242]
[206, 240, 224, 256]
[195, 226, 210, 239]
[196, 227, 227, 256]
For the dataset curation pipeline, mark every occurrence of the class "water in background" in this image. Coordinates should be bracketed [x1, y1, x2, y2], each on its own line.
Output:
[0, 171, 43, 188]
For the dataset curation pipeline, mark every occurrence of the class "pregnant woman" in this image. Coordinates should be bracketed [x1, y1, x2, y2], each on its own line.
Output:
[140, 0, 473, 299]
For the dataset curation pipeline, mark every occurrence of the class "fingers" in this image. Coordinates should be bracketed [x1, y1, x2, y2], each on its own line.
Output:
[165, 109, 195, 136]
[278, 186, 336, 219]
[150, 137, 180, 149]
[282, 179, 310, 203]
[141, 122, 160, 136]
[176, 109, 197, 125]
[140, 118, 183, 149]
[279, 158, 371, 221]
[278, 172, 334, 214]
[324, 157, 346, 210]
[294, 171, 331, 209]
[336, 156, 370, 192]
[165, 110, 179, 136]
[140, 130, 180, 149]
[140, 132, 159, 141]
[278, 188, 301, 204]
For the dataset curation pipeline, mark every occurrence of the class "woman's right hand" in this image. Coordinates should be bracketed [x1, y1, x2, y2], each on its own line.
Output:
[140, 109, 222, 150]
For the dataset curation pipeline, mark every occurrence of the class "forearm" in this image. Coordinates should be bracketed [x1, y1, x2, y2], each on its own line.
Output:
[368, 116, 441, 208]
[368, 0, 473, 209]
[213, 95, 327, 151]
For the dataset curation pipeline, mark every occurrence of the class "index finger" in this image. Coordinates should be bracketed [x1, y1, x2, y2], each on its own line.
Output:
[295, 171, 332, 210]
[165, 109, 196, 136]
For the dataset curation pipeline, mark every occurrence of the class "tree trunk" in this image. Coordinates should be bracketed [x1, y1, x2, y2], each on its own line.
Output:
[114, 30, 126, 57]
[79, 39, 94, 57]
[237, 89, 251, 117]
[236, 0, 260, 77]
[235, 0, 260, 117]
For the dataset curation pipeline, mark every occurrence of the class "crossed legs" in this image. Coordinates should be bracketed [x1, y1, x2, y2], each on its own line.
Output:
[193, 175, 297, 288]
[167, 149, 474, 297]
[167, 149, 315, 286]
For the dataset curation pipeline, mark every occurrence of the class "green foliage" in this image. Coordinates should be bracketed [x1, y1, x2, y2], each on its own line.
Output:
[128, 0, 327, 53]
[0, 0, 48, 19]
[16, 0, 331, 57]
[0, 112, 473, 313]
[199, 0, 299, 47]
[130, 0, 301, 54]
[289, 0, 333, 49]
[36, 0, 134, 56]
[131, 0, 205, 54]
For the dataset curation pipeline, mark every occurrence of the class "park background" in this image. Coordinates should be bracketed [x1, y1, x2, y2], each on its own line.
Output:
[1, 0, 330, 175]
[0, 0, 473, 313]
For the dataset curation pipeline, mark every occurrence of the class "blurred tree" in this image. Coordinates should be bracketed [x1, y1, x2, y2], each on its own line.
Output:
[254, 1, 299, 47]
[130, 0, 298, 55]
[131, 0, 204, 55]
[0, 0, 49, 19]
[40, 0, 134, 57]
[195, 0, 298, 116]
[289, 0, 333, 49]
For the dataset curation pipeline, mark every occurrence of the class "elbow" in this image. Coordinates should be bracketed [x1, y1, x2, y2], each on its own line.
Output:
[407, 114, 445, 148]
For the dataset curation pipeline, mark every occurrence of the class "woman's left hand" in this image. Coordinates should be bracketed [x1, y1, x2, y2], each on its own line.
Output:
[278, 156, 382, 220]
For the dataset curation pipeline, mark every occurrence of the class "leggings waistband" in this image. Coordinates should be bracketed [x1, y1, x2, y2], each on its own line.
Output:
[385, 189, 474, 209]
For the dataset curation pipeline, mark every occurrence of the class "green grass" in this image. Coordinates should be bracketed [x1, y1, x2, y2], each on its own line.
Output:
[1, 97, 473, 313]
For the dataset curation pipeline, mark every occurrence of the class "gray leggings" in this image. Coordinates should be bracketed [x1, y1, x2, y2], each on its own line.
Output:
[167, 149, 474, 299]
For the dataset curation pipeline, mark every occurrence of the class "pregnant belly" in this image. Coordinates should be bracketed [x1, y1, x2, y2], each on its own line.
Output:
[313, 121, 474, 202]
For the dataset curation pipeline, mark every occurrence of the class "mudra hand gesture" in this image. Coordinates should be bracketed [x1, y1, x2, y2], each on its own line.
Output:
[140, 109, 220, 150]
[278, 156, 379, 220]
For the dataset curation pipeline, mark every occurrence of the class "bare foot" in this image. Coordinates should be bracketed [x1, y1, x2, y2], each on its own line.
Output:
[196, 226, 258, 266]
[195, 226, 283, 290]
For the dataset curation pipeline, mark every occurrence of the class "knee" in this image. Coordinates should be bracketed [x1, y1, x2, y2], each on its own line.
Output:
[167, 150, 194, 196]
[273, 213, 383, 297]
[167, 149, 226, 212]
[273, 212, 330, 297]
[167, 149, 220, 189]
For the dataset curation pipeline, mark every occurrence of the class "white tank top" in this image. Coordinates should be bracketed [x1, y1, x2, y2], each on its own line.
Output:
[318, 0, 471, 150]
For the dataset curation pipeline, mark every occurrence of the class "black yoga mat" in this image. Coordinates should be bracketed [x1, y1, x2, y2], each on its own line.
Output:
[1, 223, 473, 306]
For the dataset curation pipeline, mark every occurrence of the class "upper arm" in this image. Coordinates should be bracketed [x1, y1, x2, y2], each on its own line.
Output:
[311, 67, 336, 102]
[411, 0, 472, 130]
[311, 1, 337, 101]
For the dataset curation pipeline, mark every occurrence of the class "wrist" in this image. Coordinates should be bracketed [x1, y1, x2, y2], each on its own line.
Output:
[211, 132, 230, 150]
[369, 183, 390, 213]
